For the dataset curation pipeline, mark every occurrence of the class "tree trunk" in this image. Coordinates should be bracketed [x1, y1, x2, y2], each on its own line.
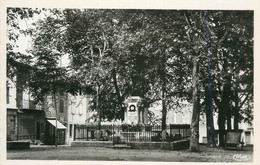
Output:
[205, 87, 216, 147]
[16, 73, 24, 110]
[190, 60, 200, 151]
[212, 88, 226, 147]
[112, 68, 122, 102]
[234, 89, 239, 131]
[218, 104, 226, 147]
[225, 77, 232, 131]
[161, 53, 167, 132]
[218, 59, 230, 146]
[112, 68, 124, 120]
[53, 93, 58, 147]
[161, 80, 166, 131]
[96, 85, 101, 130]
[226, 108, 232, 131]
[16, 73, 23, 141]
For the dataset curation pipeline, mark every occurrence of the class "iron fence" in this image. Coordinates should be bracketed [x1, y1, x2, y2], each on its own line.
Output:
[17, 135, 36, 140]
[74, 124, 190, 144]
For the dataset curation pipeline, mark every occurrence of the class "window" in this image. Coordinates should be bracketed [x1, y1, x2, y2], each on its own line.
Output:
[79, 89, 82, 95]
[59, 100, 64, 113]
[69, 124, 73, 137]
[6, 86, 10, 104]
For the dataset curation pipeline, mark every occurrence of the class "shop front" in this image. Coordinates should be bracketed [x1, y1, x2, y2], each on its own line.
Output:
[45, 118, 67, 145]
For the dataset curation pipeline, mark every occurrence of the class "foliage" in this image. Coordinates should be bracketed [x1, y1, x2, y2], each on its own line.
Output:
[7, 8, 253, 127]
[28, 9, 69, 103]
[6, 8, 42, 87]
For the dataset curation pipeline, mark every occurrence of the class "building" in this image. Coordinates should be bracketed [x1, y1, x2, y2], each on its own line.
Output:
[150, 100, 254, 145]
[66, 93, 92, 144]
[6, 72, 95, 145]
[44, 91, 95, 145]
[43, 93, 68, 145]
[6, 77, 45, 143]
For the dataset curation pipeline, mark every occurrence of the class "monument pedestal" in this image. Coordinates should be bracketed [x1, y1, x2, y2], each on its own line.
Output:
[123, 96, 147, 124]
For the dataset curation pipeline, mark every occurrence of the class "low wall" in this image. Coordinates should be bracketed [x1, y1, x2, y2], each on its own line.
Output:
[71, 141, 113, 147]
[128, 142, 173, 150]
[128, 139, 190, 150]
[70, 139, 189, 150]
[7, 141, 30, 150]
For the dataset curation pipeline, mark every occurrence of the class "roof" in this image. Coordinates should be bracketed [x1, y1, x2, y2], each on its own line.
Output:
[47, 119, 67, 129]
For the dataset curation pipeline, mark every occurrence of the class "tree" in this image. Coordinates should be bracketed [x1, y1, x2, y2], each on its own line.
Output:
[181, 10, 253, 148]
[206, 10, 253, 146]
[114, 10, 193, 131]
[23, 9, 253, 149]
[63, 9, 119, 127]
[6, 8, 42, 104]
[28, 9, 69, 146]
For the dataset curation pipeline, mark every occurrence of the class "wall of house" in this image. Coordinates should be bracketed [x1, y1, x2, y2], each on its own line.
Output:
[7, 77, 43, 110]
[66, 94, 93, 144]
[6, 79, 17, 109]
[149, 101, 254, 145]
[6, 76, 46, 142]
[7, 109, 17, 141]
[45, 94, 68, 124]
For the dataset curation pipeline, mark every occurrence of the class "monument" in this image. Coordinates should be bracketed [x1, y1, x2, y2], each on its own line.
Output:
[123, 96, 148, 124]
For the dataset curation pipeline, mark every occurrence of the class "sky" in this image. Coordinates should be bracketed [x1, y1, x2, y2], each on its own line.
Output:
[12, 9, 70, 67]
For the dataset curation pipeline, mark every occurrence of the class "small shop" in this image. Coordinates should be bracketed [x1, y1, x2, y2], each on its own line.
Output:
[45, 118, 67, 145]
[7, 108, 45, 142]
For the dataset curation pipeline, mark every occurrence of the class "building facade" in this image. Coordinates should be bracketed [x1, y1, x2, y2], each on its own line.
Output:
[66, 94, 94, 144]
[6, 77, 45, 143]
[6, 73, 95, 145]
[150, 100, 254, 145]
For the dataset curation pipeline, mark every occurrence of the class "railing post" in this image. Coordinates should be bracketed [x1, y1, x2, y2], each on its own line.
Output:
[83, 126, 85, 140]
[112, 124, 114, 145]
[86, 126, 88, 141]
[73, 124, 76, 141]
[127, 125, 129, 143]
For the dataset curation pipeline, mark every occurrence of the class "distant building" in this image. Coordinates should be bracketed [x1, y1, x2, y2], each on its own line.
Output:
[149, 100, 254, 145]
[66, 93, 93, 144]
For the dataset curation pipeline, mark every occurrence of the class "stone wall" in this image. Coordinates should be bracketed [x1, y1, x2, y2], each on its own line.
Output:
[71, 141, 113, 147]
[128, 140, 190, 150]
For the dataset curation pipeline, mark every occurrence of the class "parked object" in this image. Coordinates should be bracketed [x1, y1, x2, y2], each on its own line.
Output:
[225, 132, 244, 150]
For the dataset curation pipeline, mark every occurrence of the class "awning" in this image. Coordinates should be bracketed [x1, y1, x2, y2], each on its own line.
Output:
[47, 119, 67, 129]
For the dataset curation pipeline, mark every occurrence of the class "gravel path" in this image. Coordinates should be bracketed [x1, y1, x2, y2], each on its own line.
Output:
[7, 145, 253, 162]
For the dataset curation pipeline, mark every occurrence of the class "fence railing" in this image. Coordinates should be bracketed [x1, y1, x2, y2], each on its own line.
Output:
[17, 135, 36, 140]
[74, 124, 190, 144]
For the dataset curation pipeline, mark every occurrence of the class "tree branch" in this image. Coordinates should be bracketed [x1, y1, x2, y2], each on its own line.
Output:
[112, 68, 122, 103]
[238, 91, 252, 109]
[218, 28, 229, 45]
[184, 12, 207, 41]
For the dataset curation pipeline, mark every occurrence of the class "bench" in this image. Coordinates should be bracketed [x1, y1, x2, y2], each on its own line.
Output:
[225, 132, 244, 150]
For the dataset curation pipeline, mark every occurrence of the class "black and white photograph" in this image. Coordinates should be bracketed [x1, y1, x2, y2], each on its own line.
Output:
[1, 0, 258, 164]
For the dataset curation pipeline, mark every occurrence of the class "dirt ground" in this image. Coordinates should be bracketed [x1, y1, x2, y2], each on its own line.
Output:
[6, 144, 253, 162]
